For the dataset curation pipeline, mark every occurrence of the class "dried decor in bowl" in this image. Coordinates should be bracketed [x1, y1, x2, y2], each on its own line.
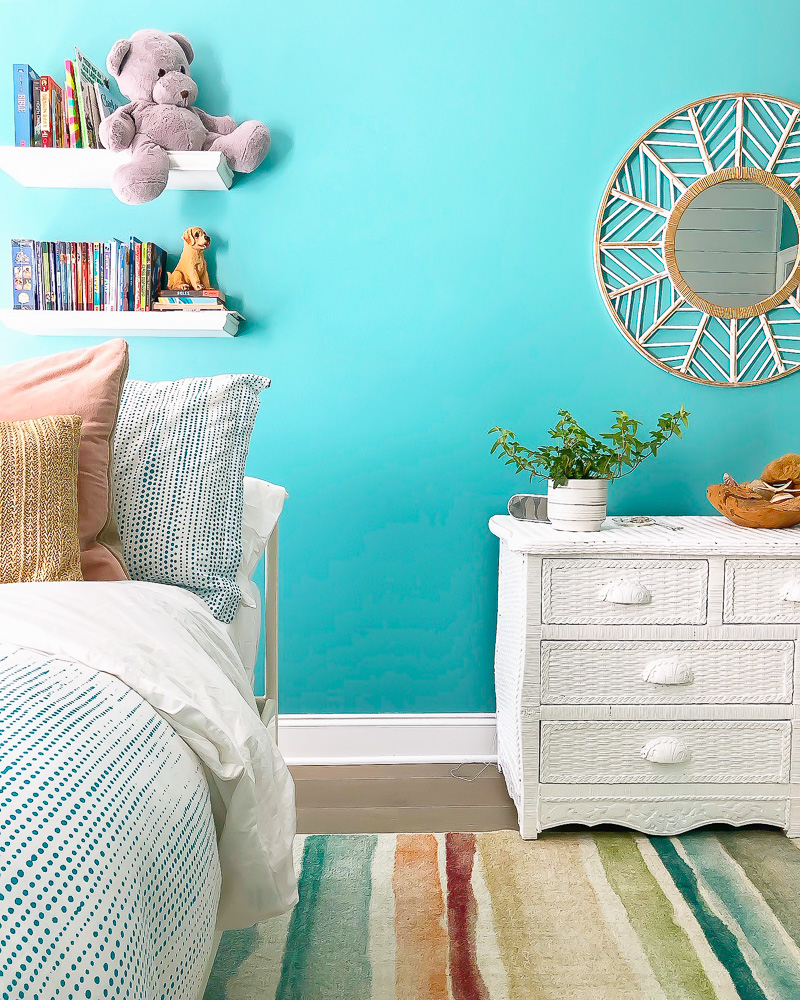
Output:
[707, 481, 800, 529]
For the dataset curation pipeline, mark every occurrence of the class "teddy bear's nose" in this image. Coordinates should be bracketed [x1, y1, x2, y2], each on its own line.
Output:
[181, 90, 189, 99]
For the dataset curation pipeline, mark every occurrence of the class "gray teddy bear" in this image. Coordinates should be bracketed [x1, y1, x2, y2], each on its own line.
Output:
[99, 29, 270, 204]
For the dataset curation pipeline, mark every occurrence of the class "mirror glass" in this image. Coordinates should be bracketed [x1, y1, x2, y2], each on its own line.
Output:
[674, 180, 799, 308]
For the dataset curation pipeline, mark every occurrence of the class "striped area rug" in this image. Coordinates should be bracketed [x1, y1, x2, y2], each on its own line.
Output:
[204, 829, 800, 999]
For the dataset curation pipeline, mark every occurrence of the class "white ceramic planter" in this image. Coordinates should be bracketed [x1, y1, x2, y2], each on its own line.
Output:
[547, 479, 609, 532]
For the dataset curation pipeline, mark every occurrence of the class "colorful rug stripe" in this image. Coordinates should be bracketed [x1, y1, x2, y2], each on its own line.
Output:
[678, 832, 800, 999]
[276, 834, 376, 1000]
[650, 836, 769, 1000]
[446, 833, 490, 1000]
[393, 833, 449, 1000]
[716, 830, 800, 948]
[594, 832, 718, 1000]
[206, 829, 800, 1000]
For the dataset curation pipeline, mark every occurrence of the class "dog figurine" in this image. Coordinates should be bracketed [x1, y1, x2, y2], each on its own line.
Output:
[167, 227, 213, 291]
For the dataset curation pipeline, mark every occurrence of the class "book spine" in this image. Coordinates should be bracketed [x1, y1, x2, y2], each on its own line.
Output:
[122, 245, 129, 310]
[40, 241, 49, 310]
[33, 241, 42, 309]
[11, 239, 36, 310]
[81, 242, 88, 310]
[75, 243, 82, 310]
[142, 243, 151, 310]
[56, 88, 65, 148]
[32, 77, 42, 146]
[70, 242, 77, 309]
[116, 242, 124, 310]
[60, 242, 69, 309]
[13, 66, 38, 147]
[103, 243, 111, 310]
[64, 60, 82, 149]
[47, 243, 56, 309]
[53, 241, 61, 310]
[61, 243, 69, 310]
[39, 78, 53, 147]
[108, 242, 115, 311]
[134, 241, 142, 310]
[92, 243, 100, 309]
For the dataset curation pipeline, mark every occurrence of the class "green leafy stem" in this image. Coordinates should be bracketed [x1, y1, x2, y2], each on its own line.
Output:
[489, 406, 690, 488]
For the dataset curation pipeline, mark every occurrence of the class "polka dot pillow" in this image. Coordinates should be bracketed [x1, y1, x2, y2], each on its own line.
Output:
[112, 374, 270, 622]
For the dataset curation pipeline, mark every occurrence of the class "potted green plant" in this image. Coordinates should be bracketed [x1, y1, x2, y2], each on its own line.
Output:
[489, 406, 690, 532]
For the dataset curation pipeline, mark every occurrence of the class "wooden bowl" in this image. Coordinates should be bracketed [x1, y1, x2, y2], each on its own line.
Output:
[707, 483, 800, 529]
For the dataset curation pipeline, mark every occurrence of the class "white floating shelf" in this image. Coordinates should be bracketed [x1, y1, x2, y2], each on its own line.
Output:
[0, 147, 233, 191]
[0, 308, 243, 338]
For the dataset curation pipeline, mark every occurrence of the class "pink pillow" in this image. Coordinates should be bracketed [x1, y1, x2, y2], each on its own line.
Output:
[0, 339, 130, 581]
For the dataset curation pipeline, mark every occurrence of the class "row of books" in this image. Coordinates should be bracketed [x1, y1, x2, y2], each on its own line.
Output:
[13, 49, 119, 149]
[11, 239, 166, 311]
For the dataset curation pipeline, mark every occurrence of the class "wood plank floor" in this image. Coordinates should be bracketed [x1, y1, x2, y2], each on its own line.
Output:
[290, 763, 518, 834]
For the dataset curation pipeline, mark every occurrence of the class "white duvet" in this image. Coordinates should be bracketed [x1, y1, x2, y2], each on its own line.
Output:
[0, 579, 298, 931]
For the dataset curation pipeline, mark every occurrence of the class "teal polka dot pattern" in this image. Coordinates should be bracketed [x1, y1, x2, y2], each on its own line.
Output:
[0, 646, 221, 999]
[111, 374, 270, 623]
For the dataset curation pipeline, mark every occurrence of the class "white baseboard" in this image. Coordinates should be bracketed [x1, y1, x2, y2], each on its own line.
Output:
[277, 713, 498, 766]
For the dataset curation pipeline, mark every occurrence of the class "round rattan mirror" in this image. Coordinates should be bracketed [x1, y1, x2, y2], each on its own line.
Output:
[596, 94, 800, 386]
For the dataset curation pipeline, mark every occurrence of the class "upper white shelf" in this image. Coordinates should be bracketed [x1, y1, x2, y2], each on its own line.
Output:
[0, 147, 233, 191]
[0, 308, 243, 338]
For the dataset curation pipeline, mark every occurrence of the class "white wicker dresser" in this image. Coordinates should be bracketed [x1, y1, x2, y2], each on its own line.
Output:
[489, 514, 800, 839]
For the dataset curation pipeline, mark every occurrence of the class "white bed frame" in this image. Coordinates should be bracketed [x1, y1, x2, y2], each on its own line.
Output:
[196, 516, 282, 999]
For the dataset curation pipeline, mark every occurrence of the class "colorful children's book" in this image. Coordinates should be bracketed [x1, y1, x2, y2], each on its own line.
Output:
[64, 60, 81, 148]
[13, 65, 39, 147]
[53, 241, 62, 310]
[39, 77, 62, 148]
[93, 242, 102, 309]
[131, 238, 142, 310]
[70, 242, 78, 309]
[103, 242, 111, 310]
[48, 243, 57, 309]
[74, 49, 108, 149]
[93, 81, 119, 124]
[11, 240, 36, 309]
[40, 241, 51, 310]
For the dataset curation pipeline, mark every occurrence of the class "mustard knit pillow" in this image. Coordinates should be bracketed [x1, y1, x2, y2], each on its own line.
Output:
[0, 415, 84, 583]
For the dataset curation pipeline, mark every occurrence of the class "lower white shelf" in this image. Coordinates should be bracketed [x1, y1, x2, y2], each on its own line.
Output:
[0, 308, 244, 338]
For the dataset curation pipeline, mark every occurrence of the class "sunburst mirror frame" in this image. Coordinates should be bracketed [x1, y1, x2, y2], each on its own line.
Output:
[595, 93, 800, 386]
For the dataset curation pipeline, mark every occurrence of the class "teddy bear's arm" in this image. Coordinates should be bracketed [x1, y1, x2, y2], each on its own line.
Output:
[194, 107, 237, 136]
[99, 104, 138, 152]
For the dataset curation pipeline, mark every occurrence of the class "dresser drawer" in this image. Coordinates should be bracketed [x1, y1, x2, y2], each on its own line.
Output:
[542, 559, 708, 625]
[725, 559, 800, 623]
[540, 720, 790, 784]
[541, 639, 793, 705]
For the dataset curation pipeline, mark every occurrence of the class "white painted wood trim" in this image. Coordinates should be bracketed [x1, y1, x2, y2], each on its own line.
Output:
[278, 713, 498, 766]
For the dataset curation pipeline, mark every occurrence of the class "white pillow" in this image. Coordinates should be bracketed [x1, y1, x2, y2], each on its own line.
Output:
[224, 478, 287, 681]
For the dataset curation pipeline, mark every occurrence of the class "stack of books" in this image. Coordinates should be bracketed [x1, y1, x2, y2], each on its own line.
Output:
[11, 238, 167, 311]
[154, 290, 227, 312]
[13, 48, 119, 149]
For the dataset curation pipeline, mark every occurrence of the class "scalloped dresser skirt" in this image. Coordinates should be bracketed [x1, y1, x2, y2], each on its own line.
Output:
[488, 514, 800, 839]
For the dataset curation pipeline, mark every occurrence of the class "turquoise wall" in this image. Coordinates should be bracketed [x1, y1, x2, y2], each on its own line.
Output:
[2, 1, 798, 713]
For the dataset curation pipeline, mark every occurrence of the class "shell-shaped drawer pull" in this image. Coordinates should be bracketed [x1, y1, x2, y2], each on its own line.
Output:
[640, 736, 691, 765]
[780, 579, 800, 603]
[641, 658, 694, 686]
[599, 578, 651, 605]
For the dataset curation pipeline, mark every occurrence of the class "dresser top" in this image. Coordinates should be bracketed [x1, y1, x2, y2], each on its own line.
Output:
[489, 514, 800, 555]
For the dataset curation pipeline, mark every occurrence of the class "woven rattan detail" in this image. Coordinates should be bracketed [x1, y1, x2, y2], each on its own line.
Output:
[0, 415, 83, 583]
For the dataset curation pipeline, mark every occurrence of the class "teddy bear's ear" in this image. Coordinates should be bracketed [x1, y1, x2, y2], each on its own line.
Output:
[107, 38, 132, 77]
[169, 33, 194, 65]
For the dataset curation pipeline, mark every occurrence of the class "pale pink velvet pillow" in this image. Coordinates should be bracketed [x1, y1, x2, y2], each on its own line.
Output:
[0, 339, 130, 581]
